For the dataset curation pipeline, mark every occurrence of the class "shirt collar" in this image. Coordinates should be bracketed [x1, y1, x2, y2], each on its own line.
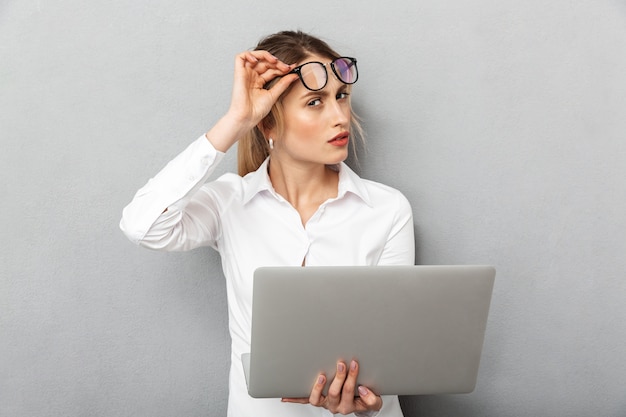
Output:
[242, 158, 372, 207]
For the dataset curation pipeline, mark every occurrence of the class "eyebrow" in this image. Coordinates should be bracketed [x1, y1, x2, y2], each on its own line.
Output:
[299, 90, 330, 100]
[298, 85, 350, 100]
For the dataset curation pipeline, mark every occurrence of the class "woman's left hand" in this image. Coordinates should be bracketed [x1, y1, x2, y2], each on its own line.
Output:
[282, 360, 382, 415]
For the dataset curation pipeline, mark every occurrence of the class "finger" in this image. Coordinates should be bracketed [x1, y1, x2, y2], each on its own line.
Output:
[355, 385, 383, 412]
[264, 72, 298, 95]
[281, 397, 310, 404]
[337, 360, 359, 411]
[308, 373, 326, 406]
[235, 52, 259, 69]
[342, 360, 358, 397]
[250, 50, 293, 72]
[242, 50, 292, 73]
[236, 52, 272, 75]
[244, 61, 294, 91]
[326, 361, 348, 409]
[245, 59, 277, 75]
[256, 67, 293, 85]
[247, 50, 277, 63]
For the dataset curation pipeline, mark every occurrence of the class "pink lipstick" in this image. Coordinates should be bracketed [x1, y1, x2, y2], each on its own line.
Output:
[328, 132, 349, 147]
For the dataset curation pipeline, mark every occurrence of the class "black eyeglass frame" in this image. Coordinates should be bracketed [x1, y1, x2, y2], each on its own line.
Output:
[289, 57, 358, 92]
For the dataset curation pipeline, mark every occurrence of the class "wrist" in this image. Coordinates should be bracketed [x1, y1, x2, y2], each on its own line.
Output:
[222, 109, 257, 133]
[205, 113, 254, 152]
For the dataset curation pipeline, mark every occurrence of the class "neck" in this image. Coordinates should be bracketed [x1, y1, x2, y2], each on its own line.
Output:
[268, 158, 339, 226]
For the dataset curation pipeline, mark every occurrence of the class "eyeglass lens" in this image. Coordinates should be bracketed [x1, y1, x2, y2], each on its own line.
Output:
[332, 58, 357, 84]
[297, 57, 357, 91]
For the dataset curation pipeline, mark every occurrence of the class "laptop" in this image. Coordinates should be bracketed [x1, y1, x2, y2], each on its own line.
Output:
[243, 265, 495, 398]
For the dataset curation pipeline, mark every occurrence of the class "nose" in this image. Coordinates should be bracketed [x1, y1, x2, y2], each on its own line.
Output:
[329, 95, 350, 128]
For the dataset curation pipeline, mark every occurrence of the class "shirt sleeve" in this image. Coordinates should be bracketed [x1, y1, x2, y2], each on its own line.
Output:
[377, 191, 415, 266]
[119, 135, 226, 251]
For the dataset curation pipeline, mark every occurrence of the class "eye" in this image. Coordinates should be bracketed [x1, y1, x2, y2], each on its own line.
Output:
[307, 98, 322, 107]
[337, 91, 350, 100]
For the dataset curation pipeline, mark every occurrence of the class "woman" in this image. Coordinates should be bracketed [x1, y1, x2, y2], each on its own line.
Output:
[120, 30, 415, 416]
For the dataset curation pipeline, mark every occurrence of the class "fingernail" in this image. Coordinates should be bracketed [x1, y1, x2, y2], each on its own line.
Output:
[351, 360, 357, 371]
[358, 386, 368, 396]
[338, 362, 345, 372]
[318, 375, 325, 385]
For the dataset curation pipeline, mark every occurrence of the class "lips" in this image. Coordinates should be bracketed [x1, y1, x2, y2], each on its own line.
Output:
[328, 132, 349, 146]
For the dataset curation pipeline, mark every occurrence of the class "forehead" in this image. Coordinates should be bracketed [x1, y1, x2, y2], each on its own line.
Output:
[296, 53, 334, 66]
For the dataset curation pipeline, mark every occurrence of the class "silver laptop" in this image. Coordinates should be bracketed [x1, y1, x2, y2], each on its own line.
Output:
[243, 265, 495, 398]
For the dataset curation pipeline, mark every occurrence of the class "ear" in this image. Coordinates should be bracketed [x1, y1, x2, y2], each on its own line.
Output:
[256, 121, 269, 140]
[257, 115, 277, 141]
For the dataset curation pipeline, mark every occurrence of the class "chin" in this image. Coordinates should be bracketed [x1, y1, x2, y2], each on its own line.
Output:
[327, 149, 349, 165]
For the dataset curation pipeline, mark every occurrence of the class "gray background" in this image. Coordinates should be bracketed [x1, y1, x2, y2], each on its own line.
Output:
[2, 0, 625, 416]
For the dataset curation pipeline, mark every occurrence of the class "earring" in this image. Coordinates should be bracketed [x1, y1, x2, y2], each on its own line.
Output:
[268, 138, 274, 150]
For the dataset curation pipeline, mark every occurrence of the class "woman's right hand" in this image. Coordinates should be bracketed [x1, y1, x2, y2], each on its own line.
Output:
[228, 50, 297, 131]
[206, 50, 297, 152]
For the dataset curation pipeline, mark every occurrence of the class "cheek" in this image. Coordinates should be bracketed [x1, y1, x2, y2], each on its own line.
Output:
[343, 106, 352, 121]
[285, 110, 319, 136]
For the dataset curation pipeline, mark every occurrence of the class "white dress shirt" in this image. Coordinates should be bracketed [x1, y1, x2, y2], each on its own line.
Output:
[120, 135, 415, 417]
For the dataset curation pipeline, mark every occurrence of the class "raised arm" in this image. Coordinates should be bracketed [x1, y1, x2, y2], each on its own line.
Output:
[119, 51, 297, 250]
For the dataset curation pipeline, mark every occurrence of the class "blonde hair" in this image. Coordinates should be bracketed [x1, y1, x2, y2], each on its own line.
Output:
[237, 30, 364, 176]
